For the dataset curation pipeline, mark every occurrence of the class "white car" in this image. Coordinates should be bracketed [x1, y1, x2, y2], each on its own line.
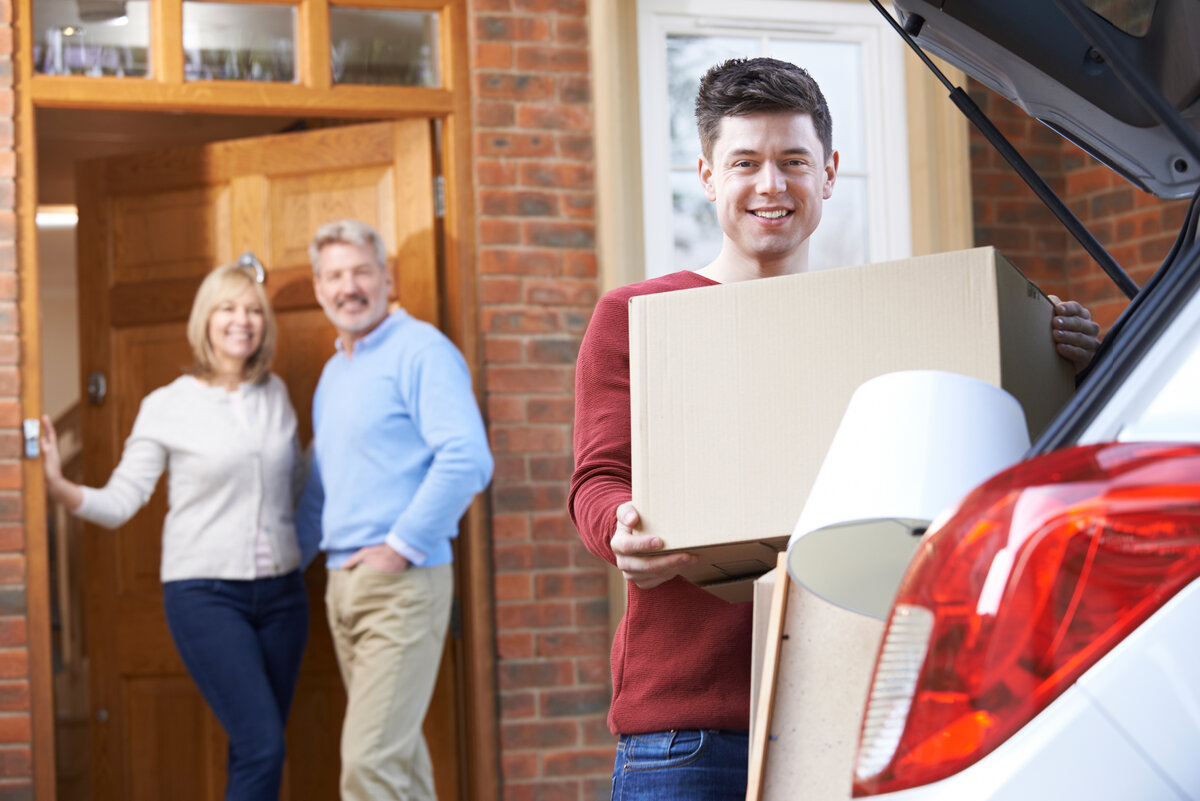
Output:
[851, 1, 1200, 799]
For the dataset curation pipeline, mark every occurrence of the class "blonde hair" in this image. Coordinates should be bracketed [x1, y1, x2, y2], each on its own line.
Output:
[186, 263, 276, 385]
[308, 218, 388, 275]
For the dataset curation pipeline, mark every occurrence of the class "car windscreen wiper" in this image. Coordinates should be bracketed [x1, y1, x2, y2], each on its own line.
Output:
[868, 0, 1140, 300]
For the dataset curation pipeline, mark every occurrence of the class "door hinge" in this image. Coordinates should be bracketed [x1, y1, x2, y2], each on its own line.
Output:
[434, 174, 445, 219]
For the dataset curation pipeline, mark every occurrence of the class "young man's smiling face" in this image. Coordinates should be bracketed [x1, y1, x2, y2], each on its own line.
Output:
[699, 111, 838, 274]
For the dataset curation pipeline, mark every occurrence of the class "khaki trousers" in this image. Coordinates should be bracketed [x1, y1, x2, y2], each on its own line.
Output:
[326, 563, 453, 801]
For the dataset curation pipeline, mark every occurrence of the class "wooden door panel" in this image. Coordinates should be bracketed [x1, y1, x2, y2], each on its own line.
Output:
[110, 187, 233, 283]
[77, 119, 456, 801]
[125, 676, 221, 801]
[268, 165, 398, 268]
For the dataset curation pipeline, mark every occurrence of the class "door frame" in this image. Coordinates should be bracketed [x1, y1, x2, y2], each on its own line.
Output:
[14, 5, 496, 801]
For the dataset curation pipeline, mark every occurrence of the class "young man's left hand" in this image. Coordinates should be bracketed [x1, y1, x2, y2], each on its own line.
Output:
[1048, 295, 1101, 374]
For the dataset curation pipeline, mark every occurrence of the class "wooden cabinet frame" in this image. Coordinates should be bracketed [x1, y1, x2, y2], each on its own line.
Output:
[13, 1, 495, 798]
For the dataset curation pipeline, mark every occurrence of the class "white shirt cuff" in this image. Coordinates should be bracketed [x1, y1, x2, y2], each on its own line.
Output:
[386, 534, 427, 567]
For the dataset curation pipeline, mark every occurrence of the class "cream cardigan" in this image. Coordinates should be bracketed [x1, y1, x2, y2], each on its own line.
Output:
[77, 374, 304, 582]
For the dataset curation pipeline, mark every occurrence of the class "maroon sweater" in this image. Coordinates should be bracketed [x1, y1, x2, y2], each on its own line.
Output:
[569, 271, 754, 735]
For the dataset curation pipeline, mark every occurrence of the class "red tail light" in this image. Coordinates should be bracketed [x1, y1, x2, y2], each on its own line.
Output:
[853, 442, 1200, 796]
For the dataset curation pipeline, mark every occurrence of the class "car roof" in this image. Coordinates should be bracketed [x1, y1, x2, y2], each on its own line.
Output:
[890, 0, 1200, 199]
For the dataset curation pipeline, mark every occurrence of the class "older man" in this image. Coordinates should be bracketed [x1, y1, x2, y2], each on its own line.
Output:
[297, 218, 493, 801]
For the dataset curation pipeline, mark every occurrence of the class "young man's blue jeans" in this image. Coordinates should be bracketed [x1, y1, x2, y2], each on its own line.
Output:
[611, 729, 749, 800]
[163, 571, 309, 801]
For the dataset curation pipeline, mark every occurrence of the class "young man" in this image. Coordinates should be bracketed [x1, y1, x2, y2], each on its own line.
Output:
[569, 58, 1100, 799]
[295, 219, 493, 801]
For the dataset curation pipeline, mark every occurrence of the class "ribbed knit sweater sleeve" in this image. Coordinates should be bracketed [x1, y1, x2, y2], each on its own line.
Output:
[569, 271, 757, 737]
[569, 271, 717, 561]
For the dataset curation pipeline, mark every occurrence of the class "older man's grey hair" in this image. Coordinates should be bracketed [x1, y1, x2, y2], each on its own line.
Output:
[308, 219, 388, 276]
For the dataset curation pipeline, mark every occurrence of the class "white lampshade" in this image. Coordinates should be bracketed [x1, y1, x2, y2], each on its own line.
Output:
[787, 370, 1031, 619]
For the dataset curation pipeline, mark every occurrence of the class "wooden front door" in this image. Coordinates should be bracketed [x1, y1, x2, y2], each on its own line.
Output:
[74, 119, 462, 801]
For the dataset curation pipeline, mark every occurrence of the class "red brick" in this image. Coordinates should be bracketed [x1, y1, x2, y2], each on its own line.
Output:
[0, 651, 25, 680]
[500, 690, 537, 719]
[494, 573, 534, 602]
[501, 752, 539, 781]
[0, 714, 28, 743]
[475, 73, 555, 102]
[0, 494, 19, 523]
[0, 682, 27, 712]
[524, 279, 597, 306]
[557, 134, 593, 160]
[478, 132, 556, 159]
[491, 513, 532, 542]
[491, 424, 567, 453]
[513, 16, 553, 41]
[483, 309, 561, 335]
[527, 397, 573, 423]
[496, 632, 535, 660]
[480, 248, 561, 276]
[487, 394, 527, 421]
[562, 252, 597, 277]
[0, 339, 15, 366]
[500, 719, 579, 751]
[480, 219, 520, 246]
[0, 527, 19, 553]
[496, 601, 573, 631]
[481, 189, 559, 217]
[477, 159, 518, 186]
[542, 747, 614, 776]
[484, 337, 525, 364]
[536, 630, 610, 657]
[555, 17, 588, 44]
[480, 276, 523, 306]
[493, 482, 569, 513]
[516, 104, 592, 131]
[475, 99, 516, 127]
[515, 45, 590, 73]
[474, 42, 513, 70]
[0, 463, 17, 492]
[0, 747, 30, 778]
[0, 558, 19, 586]
[0, 621, 23, 649]
[493, 542, 571, 572]
[524, 221, 593, 249]
[535, 572, 606, 599]
[513, 0, 586, 14]
[532, 514, 573, 541]
[491, 454, 529, 484]
[518, 162, 593, 189]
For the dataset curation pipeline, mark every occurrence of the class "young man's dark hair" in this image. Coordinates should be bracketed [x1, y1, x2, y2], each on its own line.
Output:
[695, 57, 834, 163]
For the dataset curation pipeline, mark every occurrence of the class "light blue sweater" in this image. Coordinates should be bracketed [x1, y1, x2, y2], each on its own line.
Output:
[296, 311, 493, 568]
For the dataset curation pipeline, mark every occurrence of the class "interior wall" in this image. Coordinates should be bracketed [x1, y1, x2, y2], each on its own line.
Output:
[37, 217, 79, 421]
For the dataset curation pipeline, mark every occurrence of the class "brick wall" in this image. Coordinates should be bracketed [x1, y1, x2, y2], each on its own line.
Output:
[0, 0, 29, 796]
[468, 1, 614, 799]
[967, 80, 1190, 330]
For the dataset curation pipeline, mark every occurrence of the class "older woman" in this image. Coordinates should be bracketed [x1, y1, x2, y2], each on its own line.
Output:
[41, 262, 314, 801]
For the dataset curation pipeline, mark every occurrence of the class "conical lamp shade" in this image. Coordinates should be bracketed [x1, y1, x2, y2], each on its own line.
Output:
[787, 370, 1031, 619]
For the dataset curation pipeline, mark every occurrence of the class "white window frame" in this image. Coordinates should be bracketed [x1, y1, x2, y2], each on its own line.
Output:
[636, 0, 912, 277]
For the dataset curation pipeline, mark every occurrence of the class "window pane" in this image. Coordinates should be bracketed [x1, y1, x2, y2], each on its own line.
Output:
[33, 0, 151, 77]
[330, 8, 440, 87]
[769, 39, 864, 171]
[810, 174, 867, 271]
[666, 35, 760, 165]
[669, 169, 722, 274]
[183, 2, 296, 83]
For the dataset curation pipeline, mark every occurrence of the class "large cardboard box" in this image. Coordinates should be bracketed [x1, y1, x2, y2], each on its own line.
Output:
[629, 247, 1074, 601]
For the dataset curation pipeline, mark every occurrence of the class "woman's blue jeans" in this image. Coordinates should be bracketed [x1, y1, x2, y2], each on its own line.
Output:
[163, 571, 309, 801]
[611, 729, 749, 801]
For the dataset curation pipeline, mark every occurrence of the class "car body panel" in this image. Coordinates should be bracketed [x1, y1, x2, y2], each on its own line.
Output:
[864, 580, 1200, 800]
